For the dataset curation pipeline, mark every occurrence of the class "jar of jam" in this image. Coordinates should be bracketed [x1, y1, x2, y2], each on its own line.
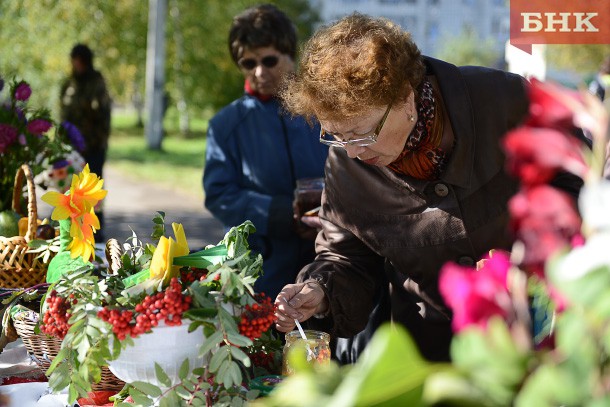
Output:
[282, 330, 331, 376]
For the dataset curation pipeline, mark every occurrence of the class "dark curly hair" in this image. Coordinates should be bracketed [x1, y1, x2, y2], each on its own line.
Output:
[282, 13, 425, 121]
[228, 4, 297, 65]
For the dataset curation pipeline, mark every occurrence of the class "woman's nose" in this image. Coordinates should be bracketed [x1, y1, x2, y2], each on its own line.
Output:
[344, 144, 365, 158]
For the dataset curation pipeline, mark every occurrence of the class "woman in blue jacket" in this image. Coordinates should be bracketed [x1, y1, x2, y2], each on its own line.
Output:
[203, 4, 328, 300]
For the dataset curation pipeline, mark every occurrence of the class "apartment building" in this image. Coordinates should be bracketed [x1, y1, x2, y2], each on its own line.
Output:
[313, 0, 509, 58]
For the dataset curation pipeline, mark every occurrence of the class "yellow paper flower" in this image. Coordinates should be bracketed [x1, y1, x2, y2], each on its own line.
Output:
[41, 190, 80, 221]
[149, 223, 190, 285]
[41, 164, 107, 221]
[41, 165, 105, 261]
[70, 164, 107, 212]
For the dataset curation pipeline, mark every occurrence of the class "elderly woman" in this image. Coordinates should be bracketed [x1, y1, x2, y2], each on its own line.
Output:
[274, 14, 584, 361]
[204, 5, 328, 300]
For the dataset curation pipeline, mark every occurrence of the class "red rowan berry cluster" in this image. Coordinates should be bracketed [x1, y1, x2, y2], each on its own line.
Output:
[97, 278, 192, 340]
[180, 268, 208, 284]
[40, 290, 73, 339]
[238, 293, 277, 340]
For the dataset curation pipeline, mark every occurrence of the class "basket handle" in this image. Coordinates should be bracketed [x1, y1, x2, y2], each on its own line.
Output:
[12, 164, 37, 242]
[105, 238, 123, 275]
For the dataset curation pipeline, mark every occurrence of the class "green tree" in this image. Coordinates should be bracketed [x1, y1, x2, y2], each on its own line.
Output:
[435, 28, 502, 68]
[0, 0, 318, 130]
[546, 44, 610, 83]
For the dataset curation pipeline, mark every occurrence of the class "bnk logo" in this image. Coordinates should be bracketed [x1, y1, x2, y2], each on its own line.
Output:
[510, 0, 610, 54]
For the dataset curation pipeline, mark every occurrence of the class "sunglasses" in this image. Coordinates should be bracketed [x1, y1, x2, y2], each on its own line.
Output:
[238, 55, 279, 70]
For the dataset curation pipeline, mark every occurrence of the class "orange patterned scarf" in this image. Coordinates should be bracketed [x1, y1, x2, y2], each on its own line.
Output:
[388, 79, 449, 180]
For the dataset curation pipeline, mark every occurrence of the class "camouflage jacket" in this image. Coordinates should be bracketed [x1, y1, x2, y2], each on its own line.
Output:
[60, 69, 111, 153]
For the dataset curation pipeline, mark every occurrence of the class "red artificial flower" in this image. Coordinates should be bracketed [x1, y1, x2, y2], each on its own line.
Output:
[26, 118, 52, 135]
[439, 251, 512, 332]
[13, 82, 32, 101]
[526, 78, 583, 130]
[503, 126, 587, 185]
[509, 185, 581, 274]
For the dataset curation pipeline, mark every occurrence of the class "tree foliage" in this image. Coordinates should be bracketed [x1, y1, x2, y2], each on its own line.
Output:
[0, 0, 317, 119]
[435, 28, 502, 69]
[546, 44, 610, 81]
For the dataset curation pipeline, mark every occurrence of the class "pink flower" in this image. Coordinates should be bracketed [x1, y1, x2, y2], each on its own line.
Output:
[439, 251, 512, 332]
[526, 78, 583, 130]
[509, 185, 581, 274]
[0, 124, 18, 153]
[14, 82, 32, 101]
[503, 127, 587, 185]
[26, 119, 52, 135]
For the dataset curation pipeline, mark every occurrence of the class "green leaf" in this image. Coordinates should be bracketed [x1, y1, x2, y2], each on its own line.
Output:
[46, 347, 68, 374]
[229, 346, 251, 367]
[191, 397, 205, 407]
[129, 388, 153, 406]
[182, 379, 196, 392]
[227, 332, 252, 347]
[179, 358, 190, 381]
[68, 384, 79, 404]
[174, 385, 192, 400]
[199, 330, 223, 357]
[131, 381, 163, 398]
[217, 359, 232, 387]
[155, 362, 172, 389]
[228, 362, 242, 387]
[161, 391, 181, 406]
[330, 323, 435, 406]
[209, 347, 229, 372]
[183, 308, 217, 321]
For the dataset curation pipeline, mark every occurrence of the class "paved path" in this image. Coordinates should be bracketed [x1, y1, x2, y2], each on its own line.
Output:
[36, 165, 225, 251]
[102, 165, 224, 250]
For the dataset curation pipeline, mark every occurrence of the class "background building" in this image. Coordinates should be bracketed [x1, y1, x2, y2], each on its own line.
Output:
[313, 0, 509, 59]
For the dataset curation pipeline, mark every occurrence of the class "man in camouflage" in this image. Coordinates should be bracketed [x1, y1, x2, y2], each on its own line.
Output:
[60, 44, 111, 240]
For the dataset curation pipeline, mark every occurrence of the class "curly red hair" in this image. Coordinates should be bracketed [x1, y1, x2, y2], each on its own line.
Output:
[281, 13, 425, 121]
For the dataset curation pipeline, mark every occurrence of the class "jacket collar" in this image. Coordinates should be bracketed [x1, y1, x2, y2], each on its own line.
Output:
[423, 57, 475, 189]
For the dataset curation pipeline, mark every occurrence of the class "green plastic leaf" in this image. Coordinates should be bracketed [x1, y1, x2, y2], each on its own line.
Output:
[174, 385, 192, 400]
[155, 363, 172, 389]
[131, 381, 163, 398]
[173, 245, 227, 268]
[122, 268, 151, 288]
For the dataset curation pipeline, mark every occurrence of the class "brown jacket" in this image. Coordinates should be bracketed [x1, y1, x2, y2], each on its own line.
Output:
[298, 58, 582, 361]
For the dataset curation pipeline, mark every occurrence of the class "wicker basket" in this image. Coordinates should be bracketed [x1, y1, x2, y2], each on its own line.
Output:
[0, 164, 49, 288]
[12, 238, 126, 391]
[13, 318, 125, 392]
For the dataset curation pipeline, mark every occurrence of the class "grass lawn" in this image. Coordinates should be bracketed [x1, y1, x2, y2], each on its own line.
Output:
[108, 110, 210, 200]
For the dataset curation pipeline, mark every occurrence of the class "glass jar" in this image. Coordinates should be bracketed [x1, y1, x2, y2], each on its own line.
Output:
[282, 330, 331, 376]
[294, 177, 324, 221]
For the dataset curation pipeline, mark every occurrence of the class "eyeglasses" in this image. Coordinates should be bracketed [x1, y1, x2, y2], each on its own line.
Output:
[319, 102, 393, 148]
[238, 55, 279, 70]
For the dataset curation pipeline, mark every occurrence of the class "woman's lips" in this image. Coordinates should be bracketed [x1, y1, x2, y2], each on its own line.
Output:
[360, 157, 379, 165]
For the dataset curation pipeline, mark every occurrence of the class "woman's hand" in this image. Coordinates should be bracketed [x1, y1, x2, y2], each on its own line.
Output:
[274, 280, 328, 332]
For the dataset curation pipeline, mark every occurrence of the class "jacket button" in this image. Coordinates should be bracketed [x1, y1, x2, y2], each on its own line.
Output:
[434, 183, 449, 197]
[457, 256, 475, 267]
